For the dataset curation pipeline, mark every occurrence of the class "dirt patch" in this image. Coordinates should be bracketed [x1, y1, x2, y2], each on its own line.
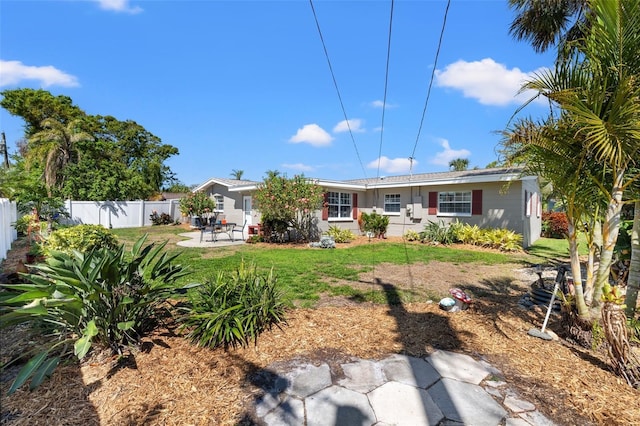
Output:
[1, 238, 639, 426]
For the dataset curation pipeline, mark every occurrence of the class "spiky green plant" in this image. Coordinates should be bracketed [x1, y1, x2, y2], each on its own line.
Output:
[0, 235, 196, 394]
[179, 261, 286, 349]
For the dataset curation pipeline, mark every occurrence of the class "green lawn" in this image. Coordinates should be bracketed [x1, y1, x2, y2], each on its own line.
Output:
[112, 226, 569, 307]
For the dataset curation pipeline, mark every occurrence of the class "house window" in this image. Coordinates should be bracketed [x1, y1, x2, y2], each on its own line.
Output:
[384, 194, 401, 213]
[214, 194, 224, 212]
[438, 191, 471, 215]
[327, 191, 352, 219]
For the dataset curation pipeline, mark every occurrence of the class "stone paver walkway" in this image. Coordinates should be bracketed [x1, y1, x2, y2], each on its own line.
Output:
[248, 350, 555, 426]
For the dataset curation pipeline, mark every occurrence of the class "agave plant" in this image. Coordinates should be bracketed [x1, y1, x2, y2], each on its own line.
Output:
[0, 235, 197, 394]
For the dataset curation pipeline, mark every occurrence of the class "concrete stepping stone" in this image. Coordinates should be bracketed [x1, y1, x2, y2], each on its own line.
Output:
[379, 354, 440, 388]
[283, 363, 332, 398]
[338, 359, 386, 393]
[368, 381, 444, 426]
[262, 395, 305, 426]
[428, 378, 507, 425]
[306, 385, 376, 426]
[426, 350, 492, 384]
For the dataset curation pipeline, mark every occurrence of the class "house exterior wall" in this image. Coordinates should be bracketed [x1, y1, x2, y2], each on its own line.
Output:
[203, 184, 246, 225]
[315, 179, 540, 247]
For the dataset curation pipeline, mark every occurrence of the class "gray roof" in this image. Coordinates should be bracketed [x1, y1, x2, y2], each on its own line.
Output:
[196, 167, 528, 192]
[343, 167, 525, 186]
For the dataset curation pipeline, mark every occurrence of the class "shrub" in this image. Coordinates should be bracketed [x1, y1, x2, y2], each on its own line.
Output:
[541, 212, 568, 238]
[403, 229, 421, 241]
[451, 223, 522, 251]
[421, 220, 457, 245]
[360, 211, 389, 238]
[44, 224, 119, 256]
[150, 211, 174, 225]
[179, 191, 215, 217]
[179, 261, 286, 348]
[326, 225, 355, 243]
[0, 235, 195, 394]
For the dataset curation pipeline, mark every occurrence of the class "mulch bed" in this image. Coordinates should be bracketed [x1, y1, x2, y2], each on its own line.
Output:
[1, 238, 639, 425]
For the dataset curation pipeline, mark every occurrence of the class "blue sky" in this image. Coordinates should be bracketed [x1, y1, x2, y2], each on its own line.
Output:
[0, 0, 553, 187]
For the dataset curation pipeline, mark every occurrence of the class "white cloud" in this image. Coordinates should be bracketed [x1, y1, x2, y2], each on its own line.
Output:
[0, 60, 79, 88]
[282, 163, 315, 172]
[435, 58, 546, 106]
[94, 0, 143, 14]
[333, 119, 365, 133]
[429, 138, 471, 167]
[367, 156, 416, 174]
[369, 100, 397, 109]
[289, 124, 334, 147]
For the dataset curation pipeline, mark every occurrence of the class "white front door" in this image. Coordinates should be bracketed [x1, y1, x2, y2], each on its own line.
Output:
[243, 196, 252, 227]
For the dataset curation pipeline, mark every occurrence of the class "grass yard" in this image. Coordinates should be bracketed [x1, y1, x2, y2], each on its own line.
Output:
[112, 225, 536, 307]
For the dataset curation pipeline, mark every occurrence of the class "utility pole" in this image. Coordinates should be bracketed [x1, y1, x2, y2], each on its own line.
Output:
[1, 132, 9, 168]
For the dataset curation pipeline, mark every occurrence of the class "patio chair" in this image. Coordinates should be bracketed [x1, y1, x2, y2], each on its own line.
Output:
[230, 220, 247, 241]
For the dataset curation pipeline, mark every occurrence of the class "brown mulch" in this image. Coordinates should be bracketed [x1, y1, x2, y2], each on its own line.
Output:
[1, 238, 639, 425]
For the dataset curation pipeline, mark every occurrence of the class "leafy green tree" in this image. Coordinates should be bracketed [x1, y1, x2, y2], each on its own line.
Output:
[449, 158, 469, 171]
[0, 88, 84, 137]
[254, 174, 324, 242]
[1, 90, 180, 201]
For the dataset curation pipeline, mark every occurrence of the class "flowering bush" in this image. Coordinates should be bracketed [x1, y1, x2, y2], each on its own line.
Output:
[179, 192, 215, 217]
[254, 174, 324, 242]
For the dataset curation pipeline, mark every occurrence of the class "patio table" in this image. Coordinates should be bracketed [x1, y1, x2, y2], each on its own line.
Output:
[200, 222, 237, 243]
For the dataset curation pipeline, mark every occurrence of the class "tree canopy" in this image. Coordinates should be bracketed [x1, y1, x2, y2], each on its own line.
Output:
[1, 89, 179, 201]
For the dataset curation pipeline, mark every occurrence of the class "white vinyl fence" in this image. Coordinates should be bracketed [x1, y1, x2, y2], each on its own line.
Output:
[1, 198, 18, 261]
[63, 200, 183, 228]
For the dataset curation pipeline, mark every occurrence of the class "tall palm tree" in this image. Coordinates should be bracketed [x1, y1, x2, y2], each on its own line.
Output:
[27, 118, 93, 196]
[230, 169, 244, 180]
[508, 0, 588, 54]
[501, 116, 602, 318]
[448, 158, 469, 171]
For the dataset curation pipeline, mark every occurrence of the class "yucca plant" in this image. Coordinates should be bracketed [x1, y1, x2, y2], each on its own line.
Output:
[180, 261, 286, 349]
[0, 235, 196, 394]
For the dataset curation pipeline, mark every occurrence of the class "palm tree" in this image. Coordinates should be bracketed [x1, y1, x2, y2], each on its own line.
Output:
[508, 0, 588, 54]
[448, 158, 469, 171]
[517, 0, 640, 308]
[27, 118, 93, 196]
[230, 169, 244, 180]
[501, 116, 601, 318]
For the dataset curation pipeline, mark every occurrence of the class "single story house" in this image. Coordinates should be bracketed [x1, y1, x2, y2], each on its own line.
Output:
[193, 167, 542, 247]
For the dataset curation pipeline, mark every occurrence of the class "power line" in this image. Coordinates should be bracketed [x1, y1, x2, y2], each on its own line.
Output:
[375, 0, 395, 182]
[409, 0, 451, 167]
[309, 0, 368, 179]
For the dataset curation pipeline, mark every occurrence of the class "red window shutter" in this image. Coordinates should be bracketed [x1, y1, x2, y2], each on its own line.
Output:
[352, 193, 358, 219]
[322, 192, 329, 220]
[472, 190, 483, 215]
[428, 192, 438, 215]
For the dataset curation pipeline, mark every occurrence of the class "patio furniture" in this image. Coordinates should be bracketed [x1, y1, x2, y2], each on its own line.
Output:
[230, 220, 247, 241]
[200, 220, 236, 243]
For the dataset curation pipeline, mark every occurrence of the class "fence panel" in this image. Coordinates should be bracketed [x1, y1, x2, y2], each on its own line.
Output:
[0, 198, 18, 261]
[64, 200, 183, 228]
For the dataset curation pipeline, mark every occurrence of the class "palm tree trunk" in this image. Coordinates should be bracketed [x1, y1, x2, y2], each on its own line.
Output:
[567, 216, 589, 317]
[625, 201, 639, 318]
[585, 220, 601, 303]
[591, 172, 625, 306]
